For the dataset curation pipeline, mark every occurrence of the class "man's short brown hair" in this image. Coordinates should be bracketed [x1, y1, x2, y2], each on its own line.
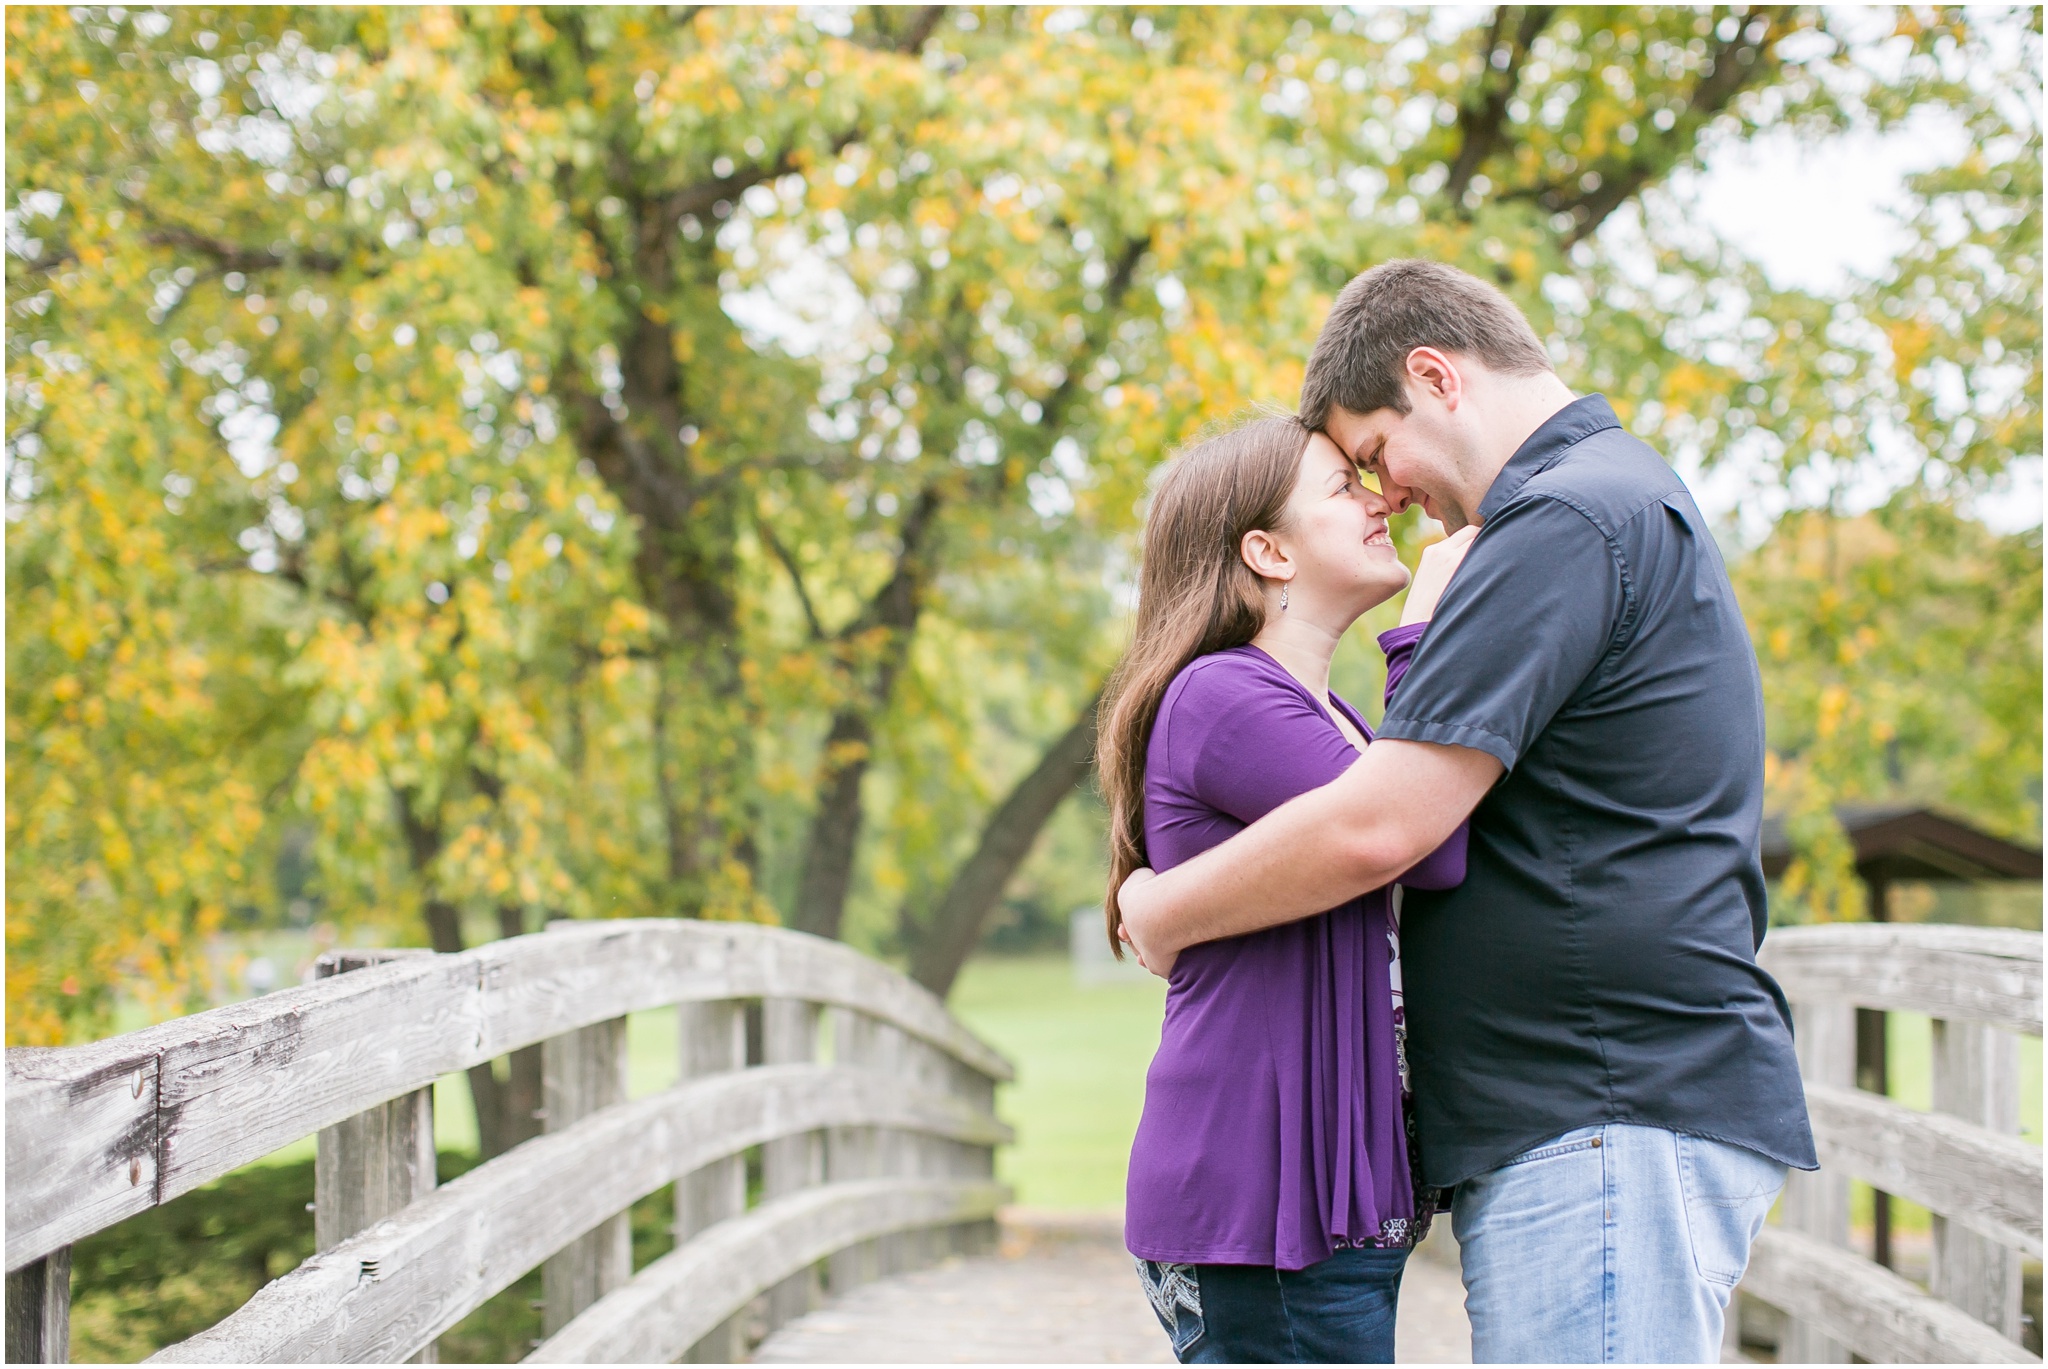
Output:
[1299, 260, 1553, 426]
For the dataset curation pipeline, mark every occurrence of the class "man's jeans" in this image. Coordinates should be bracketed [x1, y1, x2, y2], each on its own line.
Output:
[1453, 1123, 1786, 1363]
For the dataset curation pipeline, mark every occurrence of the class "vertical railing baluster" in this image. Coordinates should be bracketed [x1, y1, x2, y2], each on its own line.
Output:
[541, 1016, 630, 1336]
[313, 949, 438, 1364]
[5, 1246, 71, 1364]
[1780, 998, 1854, 1364]
[825, 1008, 883, 1296]
[676, 999, 747, 1364]
[761, 998, 823, 1331]
[1930, 1017, 2024, 1340]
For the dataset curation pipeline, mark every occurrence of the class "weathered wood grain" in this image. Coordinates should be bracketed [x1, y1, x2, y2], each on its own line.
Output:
[763, 999, 825, 1332]
[8, 921, 1012, 1268]
[6, 1039, 158, 1269]
[1762, 926, 2042, 1035]
[148, 1064, 1007, 1363]
[1781, 999, 1855, 1363]
[1742, 1226, 2038, 1364]
[675, 1000, 748, 1364]
[526, 1178, 1008, 1364]
[313, 951, 441, 1365]
[1805, 1082, 2042, 1259]
[1931, 1017, 2026, 1341]
[541, 1018, 630, 1338]
[5, 1245, 70, 1363]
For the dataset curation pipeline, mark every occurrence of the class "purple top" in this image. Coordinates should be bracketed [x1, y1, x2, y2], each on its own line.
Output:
[1124, 625, 1467, 1270]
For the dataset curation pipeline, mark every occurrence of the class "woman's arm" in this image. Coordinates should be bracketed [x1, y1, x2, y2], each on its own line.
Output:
[1379, 620, 1468, 892]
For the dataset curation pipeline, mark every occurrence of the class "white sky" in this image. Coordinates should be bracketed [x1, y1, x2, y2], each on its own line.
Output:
[1674, 115, 2043, 536]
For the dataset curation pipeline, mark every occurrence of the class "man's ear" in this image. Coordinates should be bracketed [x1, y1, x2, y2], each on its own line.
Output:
[1240, 527, 1292, 582]
[1405, 346, 1465, 412]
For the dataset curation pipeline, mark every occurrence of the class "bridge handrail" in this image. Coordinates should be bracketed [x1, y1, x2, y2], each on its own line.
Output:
[6, 920, 1015, 1364]
[1760, 923, 2041, 1035]
[143, 1064, 1006, 1362]
[1744, 922, 2043, 1364]
[6, 919, 1009, 1271]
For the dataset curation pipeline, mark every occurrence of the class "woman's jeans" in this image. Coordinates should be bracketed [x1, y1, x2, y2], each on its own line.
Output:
[1454, 1123, 1787, 1363]
[1136, 1245, 1410, 1363]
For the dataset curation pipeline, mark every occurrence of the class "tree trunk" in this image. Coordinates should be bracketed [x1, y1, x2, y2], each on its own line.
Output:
[908, 690, 1101, 997]
[787, 487, 942, 940]
[421, 897, 542, 1159]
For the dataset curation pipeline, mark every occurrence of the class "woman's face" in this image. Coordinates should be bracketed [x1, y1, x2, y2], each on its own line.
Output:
[1258, 432, 1410, 618]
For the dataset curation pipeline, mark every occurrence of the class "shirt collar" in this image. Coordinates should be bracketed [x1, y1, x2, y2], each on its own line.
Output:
[1476, 393, 1621, 522]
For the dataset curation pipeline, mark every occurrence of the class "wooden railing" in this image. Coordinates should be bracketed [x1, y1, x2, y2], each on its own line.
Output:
[4, 920, 1013, 1363]
[1744, 924, 2042, 1364]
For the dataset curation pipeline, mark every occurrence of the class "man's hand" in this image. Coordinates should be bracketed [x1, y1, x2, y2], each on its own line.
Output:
[1400, 524, 1478, 626]
[1117, 869, 1176, 979]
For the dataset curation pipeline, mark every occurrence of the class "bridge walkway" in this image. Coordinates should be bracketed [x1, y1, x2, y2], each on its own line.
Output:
[754, 1211, 1474, 1363]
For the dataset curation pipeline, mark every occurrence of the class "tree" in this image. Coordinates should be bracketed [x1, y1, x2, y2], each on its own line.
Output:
[9, 6, 2037, 1058]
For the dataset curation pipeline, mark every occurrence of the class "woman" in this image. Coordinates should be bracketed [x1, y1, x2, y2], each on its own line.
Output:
[1097, 415, 1469, 1363]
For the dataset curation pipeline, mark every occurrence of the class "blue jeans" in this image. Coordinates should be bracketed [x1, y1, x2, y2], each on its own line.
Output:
[1454, 1123, 1786, 1363]
[1136, 1246, 1410, 1363]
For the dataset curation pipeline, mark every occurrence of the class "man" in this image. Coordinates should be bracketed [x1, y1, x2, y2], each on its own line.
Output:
[1118, 260, 1815, 1363]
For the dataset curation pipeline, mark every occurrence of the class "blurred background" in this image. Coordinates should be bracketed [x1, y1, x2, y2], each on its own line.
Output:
[6, 6, 2040, 1356]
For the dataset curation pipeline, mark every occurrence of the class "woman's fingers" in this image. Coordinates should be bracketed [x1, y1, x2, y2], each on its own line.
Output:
[1400, 524, 1480, 625]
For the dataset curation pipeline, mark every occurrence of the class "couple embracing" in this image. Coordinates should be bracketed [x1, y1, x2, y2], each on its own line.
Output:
[1098, 261, 1818, 1365]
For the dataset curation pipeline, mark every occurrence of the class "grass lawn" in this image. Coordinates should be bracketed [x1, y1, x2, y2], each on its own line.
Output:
[950, 954, 1166, 1211]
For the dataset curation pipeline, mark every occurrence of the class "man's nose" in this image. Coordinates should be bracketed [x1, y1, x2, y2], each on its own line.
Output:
[1371, 474, 1416, 514]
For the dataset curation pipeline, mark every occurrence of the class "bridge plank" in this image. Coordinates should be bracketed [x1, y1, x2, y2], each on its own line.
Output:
[8, 922, 1011, 1269]
[1761, 926, 2042, 1035]
[527, 1178, 1007, 1365]
[1742, 1226, 2038, 1363]
[147, 1065, 1007, 1363]
[1804, 1082, 2042, 1259]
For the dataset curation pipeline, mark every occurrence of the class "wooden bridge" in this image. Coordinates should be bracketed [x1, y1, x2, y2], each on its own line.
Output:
[3, 919, 2041, 1363]
[6, 921, 1010, 1363]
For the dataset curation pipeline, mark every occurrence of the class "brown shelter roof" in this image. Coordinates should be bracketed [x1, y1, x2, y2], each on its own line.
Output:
[1759, 805, 2043, 883]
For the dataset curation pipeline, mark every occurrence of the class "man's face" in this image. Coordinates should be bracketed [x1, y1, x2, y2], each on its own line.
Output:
[1322, 404, 1468, 531]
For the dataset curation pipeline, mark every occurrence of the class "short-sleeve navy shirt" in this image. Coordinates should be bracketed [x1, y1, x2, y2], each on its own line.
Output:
[1378, 395, 1816, 1187]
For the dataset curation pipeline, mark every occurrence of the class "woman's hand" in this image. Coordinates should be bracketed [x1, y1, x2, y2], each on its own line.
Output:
[1399, 524, 1479, 626]
[1117, 868, 1177, 979]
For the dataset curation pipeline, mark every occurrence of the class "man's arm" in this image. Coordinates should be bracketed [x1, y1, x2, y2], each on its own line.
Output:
[1118, 738, 1501, 974]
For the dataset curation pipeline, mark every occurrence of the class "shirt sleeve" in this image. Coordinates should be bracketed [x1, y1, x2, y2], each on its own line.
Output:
[1170, 661, 1366, 828]
[1377, 495, 1626, 772]
[1377, 625, 1468, 891]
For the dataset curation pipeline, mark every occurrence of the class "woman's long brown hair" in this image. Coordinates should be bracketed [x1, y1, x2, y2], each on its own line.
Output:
[1097, 414, 1315, 955]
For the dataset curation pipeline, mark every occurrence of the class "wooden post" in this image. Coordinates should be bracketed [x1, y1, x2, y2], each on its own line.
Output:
[5, 1246, 70, 1364]
[313, 949, 438, 1364]
[1781, 999, 1854, 1364]
[825, 1008, 884, 1296]
[1930, 1017, 2024, 1341]
[676, 1000, 748, 1364]
[761, 998, 823, 1332]
[541, 1016, 631, 1337]
[1857, 875, 1892, 1269]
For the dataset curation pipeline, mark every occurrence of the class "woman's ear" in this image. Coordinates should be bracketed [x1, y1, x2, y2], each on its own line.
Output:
[1239, 528, 1292, 583]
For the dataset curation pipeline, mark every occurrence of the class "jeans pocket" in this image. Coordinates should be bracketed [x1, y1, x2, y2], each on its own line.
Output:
[1135, 1259, 1206, 1359]
[1676, 1134, 1787, 1286]
[1499, 1131, 1602, 1168]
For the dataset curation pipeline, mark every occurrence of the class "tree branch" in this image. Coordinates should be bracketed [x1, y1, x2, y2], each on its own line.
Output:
[1508, 10, 1790, 246]
[906, 687, 1103, 996]
[143, 223, 348, 275]
[756, 519, 828, 641]
[1444, 6, 1557, 210]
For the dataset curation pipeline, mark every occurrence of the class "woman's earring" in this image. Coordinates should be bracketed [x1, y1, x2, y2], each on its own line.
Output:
[1280, 582, 1289, 612]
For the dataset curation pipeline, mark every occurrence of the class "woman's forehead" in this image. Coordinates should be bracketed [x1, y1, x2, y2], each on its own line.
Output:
[1301, 431, 1353, 472]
